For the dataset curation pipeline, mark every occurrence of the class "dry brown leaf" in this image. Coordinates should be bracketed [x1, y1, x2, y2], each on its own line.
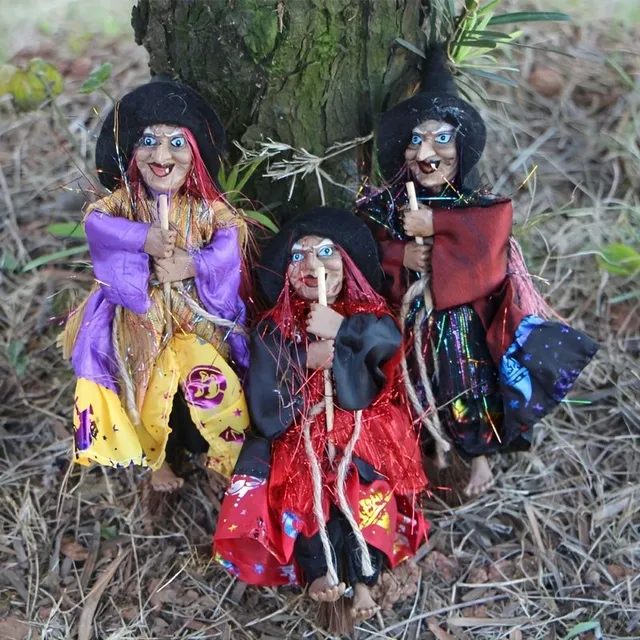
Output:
[371, 561, 420, 610]
[467, 567, 488, 584]
[149, 579, 178, 609]
[121, 606, 138, 622]
[607, 564, 632, 582]
[428, 619, 454, 640]
[78, 548, 130, 640]
[423, 551, 459, 581]
[61, 539, 89, 562]
[0, 617, 29, 640]
[528, 67, 565, 97]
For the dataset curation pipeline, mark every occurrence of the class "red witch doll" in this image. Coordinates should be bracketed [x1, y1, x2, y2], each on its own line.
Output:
[213, 208, 428, 622]
[356, 44, 599, 497]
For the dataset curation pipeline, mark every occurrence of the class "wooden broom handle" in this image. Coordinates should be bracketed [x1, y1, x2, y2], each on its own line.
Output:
[158, 195, 172, 334]
[406, 181, 424, 246]
[316, 264, 336, 463]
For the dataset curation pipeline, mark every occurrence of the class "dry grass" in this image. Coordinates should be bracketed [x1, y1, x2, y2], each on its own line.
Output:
[0, 12, 639, 640]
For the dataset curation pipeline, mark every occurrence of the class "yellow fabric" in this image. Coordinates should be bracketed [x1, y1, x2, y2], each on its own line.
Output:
[73, 334, 249, 477]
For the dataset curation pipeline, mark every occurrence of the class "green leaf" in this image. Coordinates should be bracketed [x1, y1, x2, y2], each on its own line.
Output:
[461, 29, 514, 41]
[235, 157, 266, 193]
[100, 525, 118, 541]
[477, 0, 503, 16]
[8, 339, 28, 379]
[47, 222, 86, 239]
[217, 162, 227, 187]
[596, 243, 640, 277]
[562, 620, 602, 640]
[242, 209, 279, 233]
[456, 38, 499, 49]
[9, 59, 63, 111]
[1, 250, 19, 272]
[226, 162, 241, 193]
[78, 62, 112, 95]
[395, 38, 426, 59]
[465, 68, 520, 87]
[22, 245, 89, 272]
[488, 12, 571, 25]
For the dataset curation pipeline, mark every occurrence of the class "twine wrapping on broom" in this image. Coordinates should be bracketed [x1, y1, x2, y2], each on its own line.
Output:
[301, 265, 374, 586]
[399, 182, 450, 468]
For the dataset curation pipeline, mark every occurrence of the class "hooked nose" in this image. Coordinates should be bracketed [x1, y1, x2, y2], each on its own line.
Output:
[151, 140, 171, 164]
[416, 140, 436, 162]
[303, 251, 321, 272]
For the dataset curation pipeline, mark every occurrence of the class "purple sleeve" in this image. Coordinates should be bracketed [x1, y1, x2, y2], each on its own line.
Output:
[193, 226, 249, 370]
[85, 210, 151, 314]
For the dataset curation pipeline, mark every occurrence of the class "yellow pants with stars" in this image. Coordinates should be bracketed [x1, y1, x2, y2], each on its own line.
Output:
[72, 334, 248, 477]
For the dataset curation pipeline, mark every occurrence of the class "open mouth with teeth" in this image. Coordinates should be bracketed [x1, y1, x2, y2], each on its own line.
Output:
[149, 163, 175, 178]
[418, 160, 441, 175]
[301, 275, 319, 287]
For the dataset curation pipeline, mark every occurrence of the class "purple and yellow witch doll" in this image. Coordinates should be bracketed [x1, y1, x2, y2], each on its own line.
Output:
[356, 44, 599, 497]
[61, 79, 250, 492]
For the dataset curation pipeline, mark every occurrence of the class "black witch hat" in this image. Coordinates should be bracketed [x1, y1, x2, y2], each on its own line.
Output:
[258, 207, 383, 305]
[377, 43, 486, 191]
[95, 78, 227, 191]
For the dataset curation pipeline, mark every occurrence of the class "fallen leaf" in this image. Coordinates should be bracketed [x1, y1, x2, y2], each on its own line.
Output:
[149, 579, 178, 609]
[121, 606, 137, 622]
[428, 619, 454, 639]
[61, 539, 89, 562]
[78, 548, 129, 640]
[423, 551, 459, 581]
[467, 567, 488, 584]
[0, 617, 29, 640]
[529, 67, 564, 97]
[607, 564, 631, 582]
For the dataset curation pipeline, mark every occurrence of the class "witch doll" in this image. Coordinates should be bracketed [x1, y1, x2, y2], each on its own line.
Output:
[213, 208, 428, 627]
[61, 79, 250, 492]
[356, 44, 599, 497]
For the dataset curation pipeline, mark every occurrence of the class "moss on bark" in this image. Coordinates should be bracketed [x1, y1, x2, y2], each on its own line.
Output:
[132, 0, 424, 212]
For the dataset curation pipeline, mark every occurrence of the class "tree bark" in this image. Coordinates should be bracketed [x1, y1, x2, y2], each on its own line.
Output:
[132, 0, 425, 212]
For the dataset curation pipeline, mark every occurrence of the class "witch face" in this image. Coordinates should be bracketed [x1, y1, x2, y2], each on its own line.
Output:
[404, 119, 458, 191]
[134, 124, 193, 192]
[287, 235, 344, 303]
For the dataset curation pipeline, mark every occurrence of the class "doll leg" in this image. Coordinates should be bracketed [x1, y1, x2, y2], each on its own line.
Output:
[294, 513, 346, 602]
[342, 521, 383, 620]
[151, 390, 207, 492]
[465, 455, 494, 497]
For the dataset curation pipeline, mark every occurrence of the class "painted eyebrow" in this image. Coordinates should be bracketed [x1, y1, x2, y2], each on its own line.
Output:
[143, 126, 184, 137]
[291, 239, 335, 251]
[412, 124, 455, 135]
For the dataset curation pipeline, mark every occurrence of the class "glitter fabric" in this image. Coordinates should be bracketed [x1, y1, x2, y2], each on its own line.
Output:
[421, 305, 505, 456]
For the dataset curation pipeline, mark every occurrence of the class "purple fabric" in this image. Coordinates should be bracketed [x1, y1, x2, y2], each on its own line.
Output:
[85, 211, 151, 313]
[71, 194, 249, 393]
[193, 226, 249, 370]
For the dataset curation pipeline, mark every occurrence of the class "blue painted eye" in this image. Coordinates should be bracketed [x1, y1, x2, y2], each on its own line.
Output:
[171, 136, 187, 149]
[142, 135, 157, 147]
[317, 245, 334, 258]
[410, 134, 422, 145]
[435, 133, 453, 144]
[291, 252, 304, 262]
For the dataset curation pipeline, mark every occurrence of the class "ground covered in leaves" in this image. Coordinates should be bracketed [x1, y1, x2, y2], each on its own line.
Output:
[0, 12, 638, 640]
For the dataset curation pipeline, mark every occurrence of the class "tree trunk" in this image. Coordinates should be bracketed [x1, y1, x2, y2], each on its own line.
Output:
[132, 0, 425, 213]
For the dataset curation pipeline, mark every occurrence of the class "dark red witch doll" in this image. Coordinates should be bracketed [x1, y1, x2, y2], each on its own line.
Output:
[356, 44, 599, 497]
[213, 208, 428, 624]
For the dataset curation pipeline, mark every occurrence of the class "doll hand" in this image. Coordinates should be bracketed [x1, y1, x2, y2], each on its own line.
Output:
[403, 242, 432, 272]
[306, 340, 335, 370]
[144, 226, 177, 258]
[153, 248, 196, 283]
[306, 303, 344, 339]
[403, 204, 434, 238]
